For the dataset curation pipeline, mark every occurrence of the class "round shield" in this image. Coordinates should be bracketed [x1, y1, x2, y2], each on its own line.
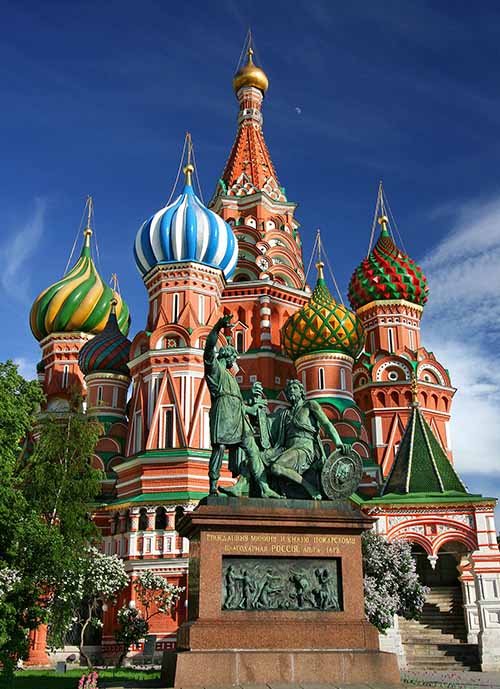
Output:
[321, 448, 363, 499]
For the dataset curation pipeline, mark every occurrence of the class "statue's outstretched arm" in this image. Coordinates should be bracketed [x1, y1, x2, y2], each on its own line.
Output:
[205, 314, 233, 364]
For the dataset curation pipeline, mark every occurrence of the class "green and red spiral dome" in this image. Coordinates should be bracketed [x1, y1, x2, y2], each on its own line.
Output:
[79, 301, 131, 377]
[348, 217, 428, 310]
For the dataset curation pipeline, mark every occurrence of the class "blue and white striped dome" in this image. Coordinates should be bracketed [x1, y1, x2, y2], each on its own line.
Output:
[134, 167, 238, 280]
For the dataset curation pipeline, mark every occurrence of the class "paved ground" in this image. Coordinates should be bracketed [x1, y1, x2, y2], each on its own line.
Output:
[101, 678, 500, 689]
[403, 670, 500, 688]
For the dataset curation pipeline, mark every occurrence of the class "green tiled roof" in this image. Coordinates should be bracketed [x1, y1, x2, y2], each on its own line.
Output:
[381, 402, 468, 496]
[100, 490, 207, 508]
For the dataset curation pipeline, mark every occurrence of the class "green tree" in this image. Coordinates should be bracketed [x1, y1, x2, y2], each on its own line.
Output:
[21, 391, 103, 542]
[0, 360, 61, 680]
[0, 362, 106, 680]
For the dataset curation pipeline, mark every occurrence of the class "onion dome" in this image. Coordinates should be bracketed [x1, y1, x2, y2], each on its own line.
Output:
[78, 300, 131, 376]
[30, 228, 130, 342]
[348, 216, 428, 310]
[233, 47, 269, 95]
[134, 163, 238, 280]
[282, 263, 364, 361]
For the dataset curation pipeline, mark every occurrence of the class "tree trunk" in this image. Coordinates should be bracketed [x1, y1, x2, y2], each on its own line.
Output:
[79, 604, 92, 668]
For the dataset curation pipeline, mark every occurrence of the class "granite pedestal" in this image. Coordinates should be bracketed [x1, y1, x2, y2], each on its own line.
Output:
[162, 497, 399, 687]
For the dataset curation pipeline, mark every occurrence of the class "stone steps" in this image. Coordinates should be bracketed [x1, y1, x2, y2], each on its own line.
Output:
[399, 586, 479, 671]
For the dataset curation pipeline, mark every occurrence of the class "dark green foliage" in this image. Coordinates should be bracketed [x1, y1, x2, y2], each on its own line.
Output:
[0, 363, 104, 681]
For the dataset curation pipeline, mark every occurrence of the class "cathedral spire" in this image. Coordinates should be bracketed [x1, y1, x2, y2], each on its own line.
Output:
[212, 35, 285, 204]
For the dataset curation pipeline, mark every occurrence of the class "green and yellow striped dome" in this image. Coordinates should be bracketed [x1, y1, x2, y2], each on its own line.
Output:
[282, 263, 364, 361]
[30, 229, 130, 342]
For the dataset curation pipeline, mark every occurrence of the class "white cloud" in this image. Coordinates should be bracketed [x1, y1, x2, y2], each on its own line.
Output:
[13, 357, 37, 381]
[422, 195, 500, 477]
[0, 198, 47, 304]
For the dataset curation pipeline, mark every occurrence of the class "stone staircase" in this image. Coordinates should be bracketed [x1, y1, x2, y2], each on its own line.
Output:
[399, 585, 480, 671]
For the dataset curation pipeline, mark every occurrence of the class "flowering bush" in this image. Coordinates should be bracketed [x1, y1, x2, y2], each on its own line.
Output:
[50, 547, 128, 666]
[78, 670, 99, 689]
[0, 569, 20, 599]
[362, 530, 428, 632]
[134, 570, 184, 621]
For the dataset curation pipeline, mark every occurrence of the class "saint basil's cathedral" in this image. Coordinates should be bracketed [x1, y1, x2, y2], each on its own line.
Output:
[28, 44, 500, 671]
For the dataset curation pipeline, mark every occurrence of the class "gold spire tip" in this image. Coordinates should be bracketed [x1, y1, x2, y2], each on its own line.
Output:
[183, 163, 194, 185]
[316, 260, 325, 280]
[110, 297, 118, 312]
[378, 215, 389, 226]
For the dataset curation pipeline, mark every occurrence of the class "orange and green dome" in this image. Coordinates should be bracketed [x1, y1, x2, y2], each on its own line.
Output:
[30, 229, 130, 342]
[348, 217, 428, 310]
[282, 263, 364, 361]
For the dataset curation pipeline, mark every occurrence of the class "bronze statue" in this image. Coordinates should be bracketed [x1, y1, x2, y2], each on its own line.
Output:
[203, 316, 362, 500]
[264, 380, 350, 499]
[204, 314, 280, 498]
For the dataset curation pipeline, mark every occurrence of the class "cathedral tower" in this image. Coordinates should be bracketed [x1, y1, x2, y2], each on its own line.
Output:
[29, 199, 130, 412]
[348, 196, 455, 478]
[211, 40, 308, 398]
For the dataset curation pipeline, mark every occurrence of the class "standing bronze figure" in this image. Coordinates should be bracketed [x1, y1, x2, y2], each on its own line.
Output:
[204, 314, 280, 498]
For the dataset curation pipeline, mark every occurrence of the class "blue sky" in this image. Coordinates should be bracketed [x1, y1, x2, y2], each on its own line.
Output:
[1, 1, 499, 515]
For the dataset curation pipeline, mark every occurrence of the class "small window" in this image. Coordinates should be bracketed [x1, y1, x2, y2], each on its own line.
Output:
[134, 412, 142, 454]
[138, 508, 148, 531]
[155, 506, 167, 530]
[112, 386, 118, 408]
[250, 375, 257, 383]
[340, 368, 346, 391]
[172, 293, 180, 323]
[408, 329, 415, 350]
[198, 295, 205, 325]
[387, 328, 394, 353]
[370, 332, 376, 353]
[164, 408, 174, 448]
[97, 386, 103, 404]
[319, 368, 325, 390]
[236, 331, 245, 353]
[62, 365, 69, 389]
[388, 371, 399, 382]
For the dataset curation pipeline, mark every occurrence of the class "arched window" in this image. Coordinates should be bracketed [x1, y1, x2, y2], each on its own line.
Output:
[340, 369, 346, 391]
[138, 508, 148, 531]
[318, 368, 325, 390]
[163, 408, 174, 448]
[236, 331, 245, 354]
[97, 386, 103, 404]
[62, 365, 69, 389]
[155, 506, 167, 530]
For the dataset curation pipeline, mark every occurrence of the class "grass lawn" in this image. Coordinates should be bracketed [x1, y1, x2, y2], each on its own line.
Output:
[4, 668, 161, 689]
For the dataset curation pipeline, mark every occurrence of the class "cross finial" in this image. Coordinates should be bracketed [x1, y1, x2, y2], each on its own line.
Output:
[83, 195, 93, 245]
[183, 132, 194, 185]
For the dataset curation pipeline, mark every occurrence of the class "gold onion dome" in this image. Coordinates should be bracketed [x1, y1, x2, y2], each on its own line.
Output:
[30, 228, 130, 342]
[233, 48, 269, 95]
[282, 263, 364, 361]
